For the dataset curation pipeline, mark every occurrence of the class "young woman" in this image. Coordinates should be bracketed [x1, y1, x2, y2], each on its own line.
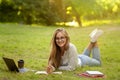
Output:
[46, 28, 103, 74]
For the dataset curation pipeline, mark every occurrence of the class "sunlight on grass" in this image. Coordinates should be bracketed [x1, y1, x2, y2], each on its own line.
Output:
[56, 20, 79, 27]
[83, 20, 111, 26]
[83, 19, 120, 26]
[56, 19, 120, 27]
[65, 20, 79, 27]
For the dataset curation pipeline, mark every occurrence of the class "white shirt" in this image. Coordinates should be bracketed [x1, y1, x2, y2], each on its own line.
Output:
[58, 43, 81, 71]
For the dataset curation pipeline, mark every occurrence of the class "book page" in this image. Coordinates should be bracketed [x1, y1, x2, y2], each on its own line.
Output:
[35, 71, 62, 75]
[86, 71, 104, 75]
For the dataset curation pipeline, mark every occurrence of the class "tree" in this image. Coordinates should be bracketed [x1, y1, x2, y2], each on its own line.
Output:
[64, 0, 98, 27]
[13, 0, 50, 24]
[48, 0, 66, 25]
[0, 0, 120, 26]
[0, 0, 19, 22]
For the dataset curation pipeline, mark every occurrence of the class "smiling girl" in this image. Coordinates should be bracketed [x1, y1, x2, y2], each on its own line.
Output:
[46, 28, 103, 74]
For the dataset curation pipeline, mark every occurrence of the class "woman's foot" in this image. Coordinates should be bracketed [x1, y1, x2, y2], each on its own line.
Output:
[89, 28, 103, 42]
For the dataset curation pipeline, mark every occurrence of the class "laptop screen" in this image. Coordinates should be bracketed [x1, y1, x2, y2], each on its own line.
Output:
[3, 57, 19, 72]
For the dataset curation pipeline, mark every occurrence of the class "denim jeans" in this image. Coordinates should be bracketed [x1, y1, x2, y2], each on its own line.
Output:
[78, 47, 101, 66]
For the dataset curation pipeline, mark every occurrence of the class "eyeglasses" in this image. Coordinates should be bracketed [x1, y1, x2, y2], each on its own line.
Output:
[56, 37, 66, 41]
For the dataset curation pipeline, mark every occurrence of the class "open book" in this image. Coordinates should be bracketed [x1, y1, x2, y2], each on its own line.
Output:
[35, 71, 62, 75]
[86, 71, 104, 75]
[77, 70, 105, 78]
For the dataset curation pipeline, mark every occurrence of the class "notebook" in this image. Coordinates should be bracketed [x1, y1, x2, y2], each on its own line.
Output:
[77, 70, 105, 78]
[2, 57, 19, 72]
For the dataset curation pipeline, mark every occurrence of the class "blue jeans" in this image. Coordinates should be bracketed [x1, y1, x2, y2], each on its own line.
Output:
[78, 47, 101, 66]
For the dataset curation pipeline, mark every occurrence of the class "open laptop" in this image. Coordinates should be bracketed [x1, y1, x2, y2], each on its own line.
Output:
[2, 57, 19, 72]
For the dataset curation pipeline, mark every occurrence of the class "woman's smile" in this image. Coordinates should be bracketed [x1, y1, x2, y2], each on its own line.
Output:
[56, 32, 66, 48]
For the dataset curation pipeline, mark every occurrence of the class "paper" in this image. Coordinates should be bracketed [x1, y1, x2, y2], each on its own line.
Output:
[35, 71, 62, 75]
[86, 71, 104, 75]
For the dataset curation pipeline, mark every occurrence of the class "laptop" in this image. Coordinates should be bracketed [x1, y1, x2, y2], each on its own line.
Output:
[2, 57, 19, 72]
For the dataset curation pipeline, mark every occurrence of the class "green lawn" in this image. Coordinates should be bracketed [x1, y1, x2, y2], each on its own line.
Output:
[0, 23, 120, 80]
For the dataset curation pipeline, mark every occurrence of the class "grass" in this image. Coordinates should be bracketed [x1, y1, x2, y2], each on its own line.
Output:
[0, 23, 120, 80]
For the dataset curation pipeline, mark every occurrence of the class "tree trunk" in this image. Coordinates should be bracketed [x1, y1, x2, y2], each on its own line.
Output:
[72, 7, 82, 27]
[49, 0, 65, 22]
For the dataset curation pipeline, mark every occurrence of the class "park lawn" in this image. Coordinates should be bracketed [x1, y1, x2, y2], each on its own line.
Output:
[0, 23, 120, 80]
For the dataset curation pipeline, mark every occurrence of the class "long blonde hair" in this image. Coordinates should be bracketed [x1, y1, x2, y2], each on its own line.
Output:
[48, 28, 70, 68]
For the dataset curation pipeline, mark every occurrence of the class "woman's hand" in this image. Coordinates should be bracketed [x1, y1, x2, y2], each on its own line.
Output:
[46, 65, 55, 74]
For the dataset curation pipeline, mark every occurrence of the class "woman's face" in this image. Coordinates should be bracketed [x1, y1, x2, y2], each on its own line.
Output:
[55, 32, 67, 48]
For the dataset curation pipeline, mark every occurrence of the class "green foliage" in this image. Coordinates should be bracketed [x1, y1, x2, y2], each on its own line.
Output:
[0, 0, 20, 22]
[0, 23, 120, 80]
[13, 0, 50, 24]
[0, 0, 52, 25]
[0, 0, 120, 26]
[65, 0, 120, 23]
[0, 0, 66, 25]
